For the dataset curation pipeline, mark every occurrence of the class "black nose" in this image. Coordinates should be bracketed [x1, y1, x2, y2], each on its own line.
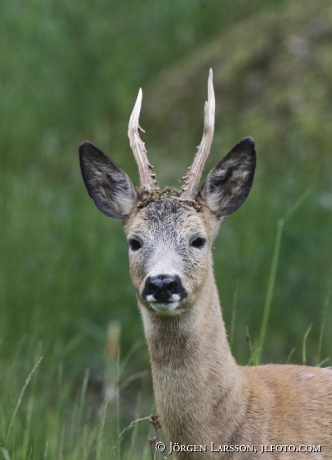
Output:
[142, 275, 187, 303]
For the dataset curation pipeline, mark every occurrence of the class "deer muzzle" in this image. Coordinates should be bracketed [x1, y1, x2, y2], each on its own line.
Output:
[142, 274, 187, 313]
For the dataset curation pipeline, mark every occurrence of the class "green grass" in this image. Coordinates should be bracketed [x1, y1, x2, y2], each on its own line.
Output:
[0, 334, 155, 459]
[256, 188, 314, 364]
[1, 0, 331, 457]
[1, 185, 330, 459]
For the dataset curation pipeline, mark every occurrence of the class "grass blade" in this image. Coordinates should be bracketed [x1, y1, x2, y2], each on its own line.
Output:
[257, 188, 313, 364]
[5, 356, 43, 444]
[0, 448, 11, 460]
[316, 291, 330, 366]
[257, 219, 283, 364]
[96, 400, 109, 460]
[285, 348, 295, 364]
[302, 324, 312, 365]
[109, 416, 150, 459]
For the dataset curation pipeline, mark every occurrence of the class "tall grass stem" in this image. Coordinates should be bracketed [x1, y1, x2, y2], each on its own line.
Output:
[96, 400, 109, 460]
[316, 291, 330, 366]
[302, 324, 312, 365]
[5, 356, 43, 444]
[257, 188, 313, 364]
[109, 416, 150, 459]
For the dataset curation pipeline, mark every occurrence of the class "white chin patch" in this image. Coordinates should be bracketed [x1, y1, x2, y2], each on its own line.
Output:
[145, 294, 181, 314]
[150, 301, 180, 313]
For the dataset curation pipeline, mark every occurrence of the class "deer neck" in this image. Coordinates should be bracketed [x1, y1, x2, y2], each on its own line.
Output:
[139, 268, 245, 445]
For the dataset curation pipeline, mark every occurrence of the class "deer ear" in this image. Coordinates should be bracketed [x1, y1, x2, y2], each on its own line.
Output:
[201, 137, 256, 217]
[79, 141, 137, 221]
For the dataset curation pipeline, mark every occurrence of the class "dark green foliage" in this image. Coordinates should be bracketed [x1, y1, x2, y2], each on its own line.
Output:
[0, 0, 331, 456]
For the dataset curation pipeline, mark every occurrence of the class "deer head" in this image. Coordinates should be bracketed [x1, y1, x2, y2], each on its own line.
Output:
[79, 70, 256, 316]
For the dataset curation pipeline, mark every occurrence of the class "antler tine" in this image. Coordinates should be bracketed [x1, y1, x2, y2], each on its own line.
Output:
[128, 89, 159, 193]
[180, 69, 215, 201]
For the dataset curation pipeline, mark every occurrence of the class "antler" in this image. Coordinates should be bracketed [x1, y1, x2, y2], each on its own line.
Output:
[128, 89, 159, 192]
[180, 69, 215, 201]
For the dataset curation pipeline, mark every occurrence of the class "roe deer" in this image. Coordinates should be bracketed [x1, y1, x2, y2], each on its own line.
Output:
[79, 70, 332, 459]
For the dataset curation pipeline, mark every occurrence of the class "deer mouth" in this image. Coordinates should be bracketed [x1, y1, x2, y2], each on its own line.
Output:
[147, 298, 181, 314]
[142, 274, 187, 313]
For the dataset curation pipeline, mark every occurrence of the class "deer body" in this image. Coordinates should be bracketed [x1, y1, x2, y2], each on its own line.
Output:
[143, 261, 332, 458]
[79, 70, 332, 458]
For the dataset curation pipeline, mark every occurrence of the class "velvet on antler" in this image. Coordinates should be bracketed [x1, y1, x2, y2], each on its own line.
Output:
[180, 69, 215, 201]
[128, 89, 159, 193]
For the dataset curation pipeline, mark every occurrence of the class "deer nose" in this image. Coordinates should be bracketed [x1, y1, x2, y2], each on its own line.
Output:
[143, 275, 186, 303]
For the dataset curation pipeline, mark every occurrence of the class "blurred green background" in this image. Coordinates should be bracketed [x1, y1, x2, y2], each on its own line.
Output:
[1, 0, 331, 457]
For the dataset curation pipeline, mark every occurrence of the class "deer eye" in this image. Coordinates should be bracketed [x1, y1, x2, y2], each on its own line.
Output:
[191, 237, 206, 249]
[129, 239, 142, 251]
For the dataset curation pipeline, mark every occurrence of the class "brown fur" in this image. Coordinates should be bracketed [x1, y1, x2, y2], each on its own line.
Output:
[79, 133, 332, 459]
[127, 200, 332, 459]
